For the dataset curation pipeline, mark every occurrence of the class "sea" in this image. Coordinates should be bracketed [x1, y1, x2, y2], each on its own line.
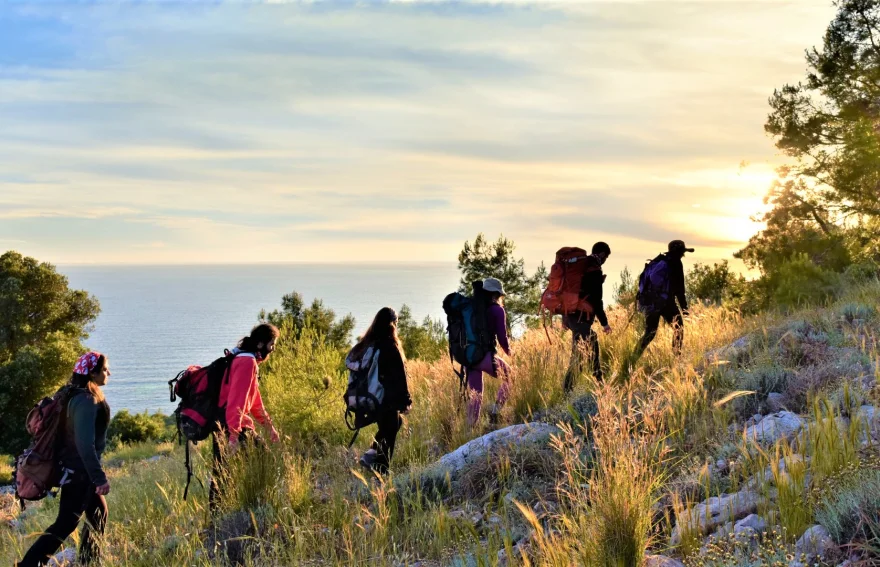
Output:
[62, 263, 461, 415]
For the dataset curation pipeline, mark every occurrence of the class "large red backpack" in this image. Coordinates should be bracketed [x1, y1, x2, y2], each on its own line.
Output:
[168, 349, 236, 499]
[540, 247, 601, 337]
[14, 386, 81, 504]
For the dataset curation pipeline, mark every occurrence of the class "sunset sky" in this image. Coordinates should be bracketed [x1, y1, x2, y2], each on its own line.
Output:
[0, 1, 836, 274]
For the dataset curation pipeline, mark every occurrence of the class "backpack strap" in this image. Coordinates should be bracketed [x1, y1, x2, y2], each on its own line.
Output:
[347, 428, 361, 449]
[181, 439, 204, 501]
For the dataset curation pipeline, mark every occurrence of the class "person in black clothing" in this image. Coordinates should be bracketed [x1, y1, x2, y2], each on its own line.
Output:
[563, 242, 612, 392]
[637, 240, 692, 357]
[349, 307, 412, 474]
[19, 352, 111, 567]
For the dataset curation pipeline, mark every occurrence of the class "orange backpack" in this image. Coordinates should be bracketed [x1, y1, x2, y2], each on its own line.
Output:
[540, 248, 601, 337]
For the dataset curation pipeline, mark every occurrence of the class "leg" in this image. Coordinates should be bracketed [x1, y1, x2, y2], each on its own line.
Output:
[78, 492, 108, 565]
[466, 364, 485, 426]
[492, 356, 512, 407]
[209, 431, 223, 513]
[19, 481, 91, 567]
[587, 328, 602, 380]
[669, 309, 684, 356]
[637, 311, 662, 357]
[563, 314, 592, 392]
[371, 411, 402, 474]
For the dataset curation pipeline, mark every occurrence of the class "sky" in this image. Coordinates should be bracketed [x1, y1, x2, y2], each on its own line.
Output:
[0, 0, 838, 274]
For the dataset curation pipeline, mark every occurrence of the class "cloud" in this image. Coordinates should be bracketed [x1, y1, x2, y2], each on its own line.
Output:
[0, 1, 838, 267]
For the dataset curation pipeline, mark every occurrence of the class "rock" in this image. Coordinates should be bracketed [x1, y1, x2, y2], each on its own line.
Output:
[0, 485, 15, 495]
[766, 393, 786, 412]
[745, 414, 763, 428]
[744, 411, 804, 444]
[715, 459, 729, 474]
[429, 423, 559, 481]
[735, 514, 767, 534]
[448, 509, 483, 526]
[795, 525, 836, 561]
[450, 553, 478, 567]
[671, 490, 760, 545]
[48, 548, 76, 566]
[858, 405, 877, 421]
[644, 555, 686, 567]
[146, 455, 163, 463]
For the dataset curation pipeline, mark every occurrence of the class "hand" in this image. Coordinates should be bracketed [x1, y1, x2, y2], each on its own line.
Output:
[95, 482, 110, 496]
[401, 405, 412, 415]
[603, 325, 612, 334]
[269, 427, 281, 443]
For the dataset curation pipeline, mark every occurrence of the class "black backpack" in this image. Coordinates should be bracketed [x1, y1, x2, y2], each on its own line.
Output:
[167, 350, 237, 499]
[442, 281, 492, 391]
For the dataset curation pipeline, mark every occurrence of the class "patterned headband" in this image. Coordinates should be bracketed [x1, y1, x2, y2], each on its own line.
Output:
[74, 352, 104, 375]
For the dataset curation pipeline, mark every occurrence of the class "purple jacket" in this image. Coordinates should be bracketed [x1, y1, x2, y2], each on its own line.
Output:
[487, 303, 511, 356]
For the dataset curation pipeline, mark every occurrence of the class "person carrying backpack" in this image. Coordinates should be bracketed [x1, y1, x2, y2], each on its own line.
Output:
[466, 278, 512, 426]
[18, 352, 111, 567]
[209, 323, 281, 510]
[636, 240, 692, 357]
[562, 242, 612, 392]
[351, 307, 412, 474]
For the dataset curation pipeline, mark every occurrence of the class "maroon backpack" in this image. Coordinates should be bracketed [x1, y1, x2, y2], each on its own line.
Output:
[167, 349, 236, 498]
[14, 386, 81, 503]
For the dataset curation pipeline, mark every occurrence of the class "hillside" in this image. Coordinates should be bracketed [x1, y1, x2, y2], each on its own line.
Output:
[3, 280, 879, 566]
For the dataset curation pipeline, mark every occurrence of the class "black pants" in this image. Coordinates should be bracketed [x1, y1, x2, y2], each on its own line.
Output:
[638, 306, 684, 356]
[209, 428, 262, 513]
[563, 312, 601, 392]
[19, 479, 107, 567]
[372, 411, 402, 474]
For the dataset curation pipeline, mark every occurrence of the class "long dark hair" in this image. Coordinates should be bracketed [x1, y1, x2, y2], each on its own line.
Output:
[238, 323, 280, 353]
[70, 354, 108, 404]
[350, 307, 404, 361]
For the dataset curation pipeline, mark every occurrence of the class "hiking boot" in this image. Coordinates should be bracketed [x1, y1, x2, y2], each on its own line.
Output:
[359, 449, 377, 470]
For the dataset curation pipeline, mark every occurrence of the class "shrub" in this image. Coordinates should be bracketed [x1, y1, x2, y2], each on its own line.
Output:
[108, 410, 171, 445]
[686, 260, 741, 306]
[0, 455, 12, 485]
[259, 323, 348, 449]
[840, 302, 876, 323]
[816, 468, 880, 544]
[397, 304, 447, 362]
[767, 254, 841, 311]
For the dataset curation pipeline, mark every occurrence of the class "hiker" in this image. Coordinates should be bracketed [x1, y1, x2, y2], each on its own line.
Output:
[209, 323, 281, 510]
[18, 352, 111, 567]
[562, 242, 612, 391]
[466, 277, 512, 426]
[351, 307, 412, 474]
[636, 240, 692, 357]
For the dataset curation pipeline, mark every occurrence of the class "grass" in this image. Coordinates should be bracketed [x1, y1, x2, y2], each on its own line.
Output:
[0, 455, 12, 485]
[2, 279, 880, 566]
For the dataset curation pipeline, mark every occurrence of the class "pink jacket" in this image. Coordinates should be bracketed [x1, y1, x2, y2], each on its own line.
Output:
[218, 353, 272, 442]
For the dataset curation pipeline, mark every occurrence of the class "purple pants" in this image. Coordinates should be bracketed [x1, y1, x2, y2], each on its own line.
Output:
[466, 353, 511, 424]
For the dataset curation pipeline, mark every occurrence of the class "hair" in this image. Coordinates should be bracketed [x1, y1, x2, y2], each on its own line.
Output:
[70, 354, 107, 403]
[592, 241, 611, 255]
[350, 307, 404, 361]
[238, 323, 281, 353]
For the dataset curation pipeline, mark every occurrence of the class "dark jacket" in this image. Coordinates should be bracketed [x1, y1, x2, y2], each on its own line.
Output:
[60, 389, 110, 486]
[664, 253, 688, 311]
[578, 255, 609, 327]
[377, 337, 412, 412]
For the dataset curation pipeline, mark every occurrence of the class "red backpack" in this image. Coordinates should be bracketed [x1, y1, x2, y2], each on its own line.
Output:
[14, 386, 81, 504]
[540, 247, 602, 338]
[168, 349, 236, 498]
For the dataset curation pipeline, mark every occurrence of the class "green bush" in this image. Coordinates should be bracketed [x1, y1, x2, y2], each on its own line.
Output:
[768, 254, 841, 310]
[260, 323, 348, 449]
[840, 302, 876, 323]
[108, 410, 173, 445]
[816, 469, 880, 544]
[397, 304, 447, 362]
[686, 260, 741, 306]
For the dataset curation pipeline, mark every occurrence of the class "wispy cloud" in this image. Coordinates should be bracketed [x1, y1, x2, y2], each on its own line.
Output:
[0, 1, 835, 270]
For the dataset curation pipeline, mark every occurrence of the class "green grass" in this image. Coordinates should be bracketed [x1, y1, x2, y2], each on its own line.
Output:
[3, 279, 880, 566]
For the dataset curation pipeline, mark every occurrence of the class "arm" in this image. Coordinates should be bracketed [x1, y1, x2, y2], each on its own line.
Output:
[70, 395, 108, 486]
[225, 358, 256, 443]
[380, 345, 412, 411]
[672, 261, 688, 311]
[250, 386, 279, 441]
[491, 305, 511, 356]
[586, 272, 609, 327]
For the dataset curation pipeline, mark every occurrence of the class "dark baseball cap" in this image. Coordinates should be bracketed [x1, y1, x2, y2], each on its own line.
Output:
[668, 240, 695, 253]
